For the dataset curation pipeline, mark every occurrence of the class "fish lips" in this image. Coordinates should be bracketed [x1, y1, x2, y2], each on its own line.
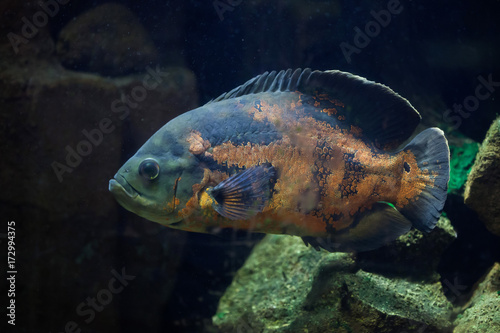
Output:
[109, 173, 183, 225]
[109, 173, 139, 199]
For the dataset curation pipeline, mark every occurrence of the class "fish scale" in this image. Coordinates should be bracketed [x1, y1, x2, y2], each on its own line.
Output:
[109, 68, 450, 252]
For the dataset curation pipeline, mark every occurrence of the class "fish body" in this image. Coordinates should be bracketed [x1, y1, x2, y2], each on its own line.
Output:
[109, 69, 450, 252]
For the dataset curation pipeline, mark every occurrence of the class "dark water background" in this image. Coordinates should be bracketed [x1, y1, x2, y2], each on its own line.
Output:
[1, 0, 500, 332]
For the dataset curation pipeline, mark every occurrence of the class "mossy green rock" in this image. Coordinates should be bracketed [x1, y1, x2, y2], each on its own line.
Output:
[454, 262, 500, 332]
[464, 117, 500, 236]
[357, 216, 456, 282]
[213, 232, 454, 332]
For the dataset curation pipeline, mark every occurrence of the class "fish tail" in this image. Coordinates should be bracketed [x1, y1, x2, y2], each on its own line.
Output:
[399, 128, 450, 232]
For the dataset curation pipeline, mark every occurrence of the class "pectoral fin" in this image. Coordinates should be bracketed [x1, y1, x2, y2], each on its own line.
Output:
[208, 165, 275, 220]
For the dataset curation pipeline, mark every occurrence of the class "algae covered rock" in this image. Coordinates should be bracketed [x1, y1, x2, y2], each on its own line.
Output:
[357, 216, 456, 281]
[464, 117, 500, 236]
[213, 234, 454, 333]
[56, 3, 158, 76]
[454, 262, 500, 332]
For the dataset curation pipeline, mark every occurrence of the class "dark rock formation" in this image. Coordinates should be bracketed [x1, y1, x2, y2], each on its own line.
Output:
[464, 117, 500, 236]
[213, 218, 456, 333]
[357, 216, 457, 282]
[56, 3, 159, 76]
[0, 2, 197, 331]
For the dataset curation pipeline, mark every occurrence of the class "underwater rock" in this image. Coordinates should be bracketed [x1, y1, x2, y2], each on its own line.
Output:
[464, 117, 500, 236]
[0, 61, 196, 333]
[0, 64, 197, 221]
[0, 1, 197, 328]
[114, 67, 198, 148]
[357, 215, 456, 281]
[56, 3, 158, 76]
[0, 66, 123, 220]
[213, 234, 454, 332]
[454, 262, 500, 332]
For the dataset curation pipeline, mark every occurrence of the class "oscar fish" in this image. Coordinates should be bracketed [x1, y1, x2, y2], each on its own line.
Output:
[109, 68, 450, 252]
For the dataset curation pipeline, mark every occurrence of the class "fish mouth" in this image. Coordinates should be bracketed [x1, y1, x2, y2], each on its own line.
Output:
[109, 172, 184, 226]
[109, 173, 139, 199]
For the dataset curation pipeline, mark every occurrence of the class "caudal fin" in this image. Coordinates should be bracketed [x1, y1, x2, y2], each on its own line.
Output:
[399, 128, 450, 232]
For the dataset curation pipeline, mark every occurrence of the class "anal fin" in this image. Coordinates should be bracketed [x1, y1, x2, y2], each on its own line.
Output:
[303, 202, 412, 252]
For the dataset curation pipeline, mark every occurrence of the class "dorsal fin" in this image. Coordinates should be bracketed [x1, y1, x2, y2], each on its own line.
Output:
[207, 68, 421, 149]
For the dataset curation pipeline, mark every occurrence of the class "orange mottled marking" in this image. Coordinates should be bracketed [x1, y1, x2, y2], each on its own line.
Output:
[350, 125, 363, 137]
[332, 99, 345, 108]
[177, 168, 229, 230]
[322, 107, 337, 116]
[187, 130, 211, 155]
[165, 197, 180, 212]
[209, 93, 436, 236]
[316, 93, 345, 108]
[294, 91, 305, 107]
[396, 151, 436, 208]
[164, 177, 182, 213]
[175, 91, 437, 238]
[178, 195, 198, 219]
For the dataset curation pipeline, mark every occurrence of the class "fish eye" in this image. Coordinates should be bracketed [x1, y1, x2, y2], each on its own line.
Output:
[139, 159, 160, 180]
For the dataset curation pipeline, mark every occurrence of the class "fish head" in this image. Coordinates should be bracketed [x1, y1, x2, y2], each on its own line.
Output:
[109, 131, 201, 226]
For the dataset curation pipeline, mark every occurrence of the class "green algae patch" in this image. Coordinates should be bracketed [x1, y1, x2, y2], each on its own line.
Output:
[448, 140, 479, 195]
